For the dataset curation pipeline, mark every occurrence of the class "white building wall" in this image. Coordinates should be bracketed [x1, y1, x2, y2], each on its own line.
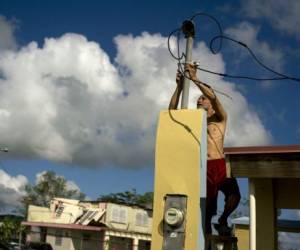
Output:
[46, 228, 103, 250]
[46, 228, 71, 250]
[105, 203, 152, 234]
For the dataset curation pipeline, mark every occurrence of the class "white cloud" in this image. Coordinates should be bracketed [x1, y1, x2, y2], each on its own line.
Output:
[0, 15, 17, 52]
[66, 180, 80, 192]
[115, 33, 272, 147]
[191, 41, 272, 146]
[0, 28, 272, 168]
[0, 169, 27, 211]
[242, 0, 300, 40]
[225, 22, 284, 71]
[35, 170, 46, 184]
[0, 170, 83, 211]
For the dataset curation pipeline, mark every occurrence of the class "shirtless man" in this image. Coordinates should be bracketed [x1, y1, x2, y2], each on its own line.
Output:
[169, 63, 241, 235]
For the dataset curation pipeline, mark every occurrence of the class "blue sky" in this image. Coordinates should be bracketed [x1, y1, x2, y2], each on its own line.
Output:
[0, 0, 300, 232]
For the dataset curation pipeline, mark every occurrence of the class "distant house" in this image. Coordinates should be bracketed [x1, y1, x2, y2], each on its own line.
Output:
[22, 197, 152, 250]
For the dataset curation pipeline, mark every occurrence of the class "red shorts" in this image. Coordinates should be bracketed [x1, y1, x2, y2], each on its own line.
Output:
[207, 158, 227, 198]
[206, 158, 240, 216]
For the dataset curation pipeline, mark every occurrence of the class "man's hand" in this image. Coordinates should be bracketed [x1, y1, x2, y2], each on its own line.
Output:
[185, 63, 198, 81]
[176, 70, 184, 88]
[169, 70, 184, 109]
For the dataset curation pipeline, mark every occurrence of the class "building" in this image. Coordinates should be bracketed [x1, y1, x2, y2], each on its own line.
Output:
[23, 145, 300, 250]
[22, 197, 152, 250]
[225, 145, 300, 250]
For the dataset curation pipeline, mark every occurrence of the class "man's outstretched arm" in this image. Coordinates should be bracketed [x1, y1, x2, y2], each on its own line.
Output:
[186, 64, 227, 121]
[169, 71, 184, 109]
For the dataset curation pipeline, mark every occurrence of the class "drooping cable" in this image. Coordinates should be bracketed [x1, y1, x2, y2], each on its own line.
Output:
[190, 12, 224, 54]
[209, 35, 300, 82]
[196, 65, 288, 81]
[167, 13, 300, 83]
[167, 28, 184, 61]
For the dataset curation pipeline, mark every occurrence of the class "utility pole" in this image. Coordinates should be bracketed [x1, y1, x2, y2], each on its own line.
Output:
[181, 20, 195, 109]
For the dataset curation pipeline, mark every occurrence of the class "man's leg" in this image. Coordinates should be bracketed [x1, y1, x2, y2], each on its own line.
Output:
[218, 194, 241, 225]
[205, 196, 217, 234]
[206, 160, 218, 234]
[219, 178, 241, 226]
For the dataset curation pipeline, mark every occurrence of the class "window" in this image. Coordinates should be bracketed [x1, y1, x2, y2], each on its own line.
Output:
[111, 207, 127, 223]
[120, 209, 126, 223]
[55, 204, 65, 218]
[83, 233, 91, 240]
[135, 212, 148, 227]
[112, 208, 119, 221]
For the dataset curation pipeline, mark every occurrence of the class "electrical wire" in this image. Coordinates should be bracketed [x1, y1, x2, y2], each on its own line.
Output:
[167, 12, 300, 84]
[196, 65, 288, 81]
[165, 16, 243, 100]
[177, 62, 234, 100]
[190, 12, 224, 54]
[209, 35, 300, 82]
[167, 28, 184, 61]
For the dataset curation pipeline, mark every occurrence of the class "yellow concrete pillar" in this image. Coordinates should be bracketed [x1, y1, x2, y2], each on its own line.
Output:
[151, 109, 206, 250]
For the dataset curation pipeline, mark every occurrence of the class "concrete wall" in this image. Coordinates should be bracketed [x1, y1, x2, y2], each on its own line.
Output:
[235, 225, 249, 250]
[27, 226, 43, 242]
[71, 230, 103, 250]
[46, 228, 71, 250]
[28, 202, 84, 224]
[46, 228, 103, 250]
[105, 203, 152, 234]
[27, 205, 53, 222]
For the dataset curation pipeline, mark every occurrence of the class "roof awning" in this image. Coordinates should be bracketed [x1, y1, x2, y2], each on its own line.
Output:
[22, 221, 105, 232]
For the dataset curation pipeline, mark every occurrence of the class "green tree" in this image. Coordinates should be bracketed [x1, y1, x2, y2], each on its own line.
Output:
[21, 171, 85, 210]
[98, 189, 153, 208]
[0, 217, 25, 243]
